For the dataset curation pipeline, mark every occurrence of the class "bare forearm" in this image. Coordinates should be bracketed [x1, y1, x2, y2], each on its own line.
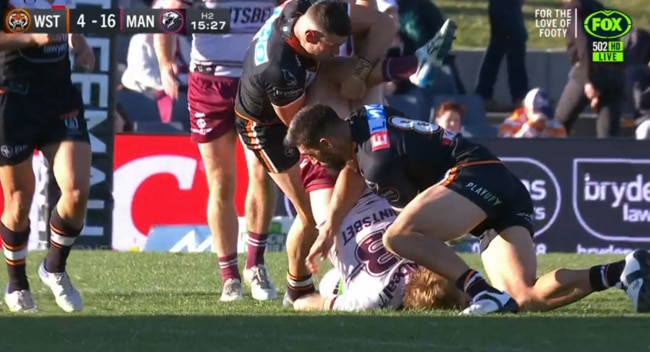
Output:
[0, 34, 37, 51]
[327, 165, 365, 227]
[153, 34, 177, 67]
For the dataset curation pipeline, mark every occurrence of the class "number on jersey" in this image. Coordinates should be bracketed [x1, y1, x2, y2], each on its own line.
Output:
[355, 230, 400, 276]
[388, 116, 456, 144]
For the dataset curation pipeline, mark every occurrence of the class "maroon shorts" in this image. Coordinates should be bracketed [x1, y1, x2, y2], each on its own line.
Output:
[187, 72, 238, 143]
[300, 155, 338, 193]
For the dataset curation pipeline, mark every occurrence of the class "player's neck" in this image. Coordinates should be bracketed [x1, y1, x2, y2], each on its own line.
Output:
[291, 18, 314, 58]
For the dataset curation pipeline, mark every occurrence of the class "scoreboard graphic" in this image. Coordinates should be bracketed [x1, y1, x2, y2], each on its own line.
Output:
[3, 7, 230, 34]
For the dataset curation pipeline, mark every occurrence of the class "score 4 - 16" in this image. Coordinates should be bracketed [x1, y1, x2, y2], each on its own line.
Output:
[77, 13, 117, 28]
[592, 40, 624, 63]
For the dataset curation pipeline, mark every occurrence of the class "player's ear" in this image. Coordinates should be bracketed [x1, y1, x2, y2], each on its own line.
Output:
[319, 138, 333, 149]
[305, 30, 321, 44]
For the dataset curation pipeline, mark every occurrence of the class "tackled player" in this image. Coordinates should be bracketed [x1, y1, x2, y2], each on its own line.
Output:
[294, 161, 467, 311]
[285, 102, 650, 315]
[235, 0, 454, 306]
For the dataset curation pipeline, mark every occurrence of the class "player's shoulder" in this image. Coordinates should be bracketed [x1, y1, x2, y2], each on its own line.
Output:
[261, 46, 304, 82]
[278, 0, 313, 18]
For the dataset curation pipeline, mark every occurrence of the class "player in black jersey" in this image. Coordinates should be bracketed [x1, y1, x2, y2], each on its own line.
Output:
[0, 23, 95, 312]
[236, 0, 455, 306]
[285, 103, 650, 315]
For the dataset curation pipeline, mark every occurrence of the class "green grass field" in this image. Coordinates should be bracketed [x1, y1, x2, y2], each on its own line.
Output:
[436, 0, 650, 48]
[1, 251, 649, 352]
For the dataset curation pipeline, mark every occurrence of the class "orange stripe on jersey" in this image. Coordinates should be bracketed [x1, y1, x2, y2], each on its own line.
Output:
[439, 160, 501, 187]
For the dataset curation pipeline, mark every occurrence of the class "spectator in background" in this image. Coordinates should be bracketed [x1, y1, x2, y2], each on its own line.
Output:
[474, 0, 529, 111]
[555, 0, 626, 138]
[121, 34, 190, 94]
[634, 67, 650, 140]
[121, 0, 190, 124]
[498, 88, 566, 138]
[432, 100, 463, 134]
[623, 27, 650, 119]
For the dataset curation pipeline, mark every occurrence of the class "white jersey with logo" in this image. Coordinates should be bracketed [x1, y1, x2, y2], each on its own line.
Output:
[327, 190, 416, 311]
[185, 0, 277, 77]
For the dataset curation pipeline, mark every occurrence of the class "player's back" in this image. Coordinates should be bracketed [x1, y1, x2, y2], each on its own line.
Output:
[236, 0, 318, 121]
[350, 104, 499, 190]
[330, 190, 415, 310]
[1, 0, 72, 86]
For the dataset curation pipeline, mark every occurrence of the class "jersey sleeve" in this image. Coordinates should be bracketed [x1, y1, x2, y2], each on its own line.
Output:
[363, 157, 419, 210]
[262, 56, 306, 107]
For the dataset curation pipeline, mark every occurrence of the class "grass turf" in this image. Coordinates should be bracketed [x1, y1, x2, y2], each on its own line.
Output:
[0, 251, 648, 352]
[437, 0, 650, 48]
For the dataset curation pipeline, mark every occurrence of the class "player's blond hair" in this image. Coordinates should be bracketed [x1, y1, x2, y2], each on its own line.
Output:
[402, 267, 469, 310]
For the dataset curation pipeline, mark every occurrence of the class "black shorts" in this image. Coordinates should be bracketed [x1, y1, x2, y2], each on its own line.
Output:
[235, 115, 299, 173]
[442, 161, 535, 237]
[0, 87, 89, 166]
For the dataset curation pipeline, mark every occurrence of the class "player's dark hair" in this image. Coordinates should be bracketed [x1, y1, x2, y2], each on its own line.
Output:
[306, 0, 351, 37]
[285, 103, 346, 148]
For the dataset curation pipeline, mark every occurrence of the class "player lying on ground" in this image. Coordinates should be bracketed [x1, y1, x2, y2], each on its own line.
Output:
[235, 0, 456, 306]
[0, 0, 96, 312]
[285, 102, 650, 315]
[293, 161, 468, 311]
[287, 39, 466, 311]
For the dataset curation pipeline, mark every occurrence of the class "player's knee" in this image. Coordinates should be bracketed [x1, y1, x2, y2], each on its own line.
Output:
[59, 185, 90, 211]
[382, 225, 411, 256]
[247, 158, 273, 191]
[3, 190, 34, 224]
[507, 286, 543, 312]
[205, 163, 237, 199]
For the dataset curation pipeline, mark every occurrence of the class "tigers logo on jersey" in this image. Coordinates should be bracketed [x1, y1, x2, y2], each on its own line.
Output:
[5, 9, 31, 34]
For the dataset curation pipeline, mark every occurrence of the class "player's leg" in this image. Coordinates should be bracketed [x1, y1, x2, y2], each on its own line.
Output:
[481, 179, 650, 311]
[321, 19, 456, 91]
[241, 148, 279, 300]
[38, 105, 91, 313]
[481, 227, 595, 311]
[236, 118, 318, 305]
[1, 93, 53, 312]
[382, 165, 519, 315]
[0, 141, 37, 312]
[188, 74, 242, 301]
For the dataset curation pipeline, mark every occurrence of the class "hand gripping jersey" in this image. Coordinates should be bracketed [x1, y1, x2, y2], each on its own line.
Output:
[179, 0, 277, 77]
[236, 0, 347, 123]
[326, 191, 417, 311]
[348, 104, 500, 209]
[1, 0, 73, 86]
